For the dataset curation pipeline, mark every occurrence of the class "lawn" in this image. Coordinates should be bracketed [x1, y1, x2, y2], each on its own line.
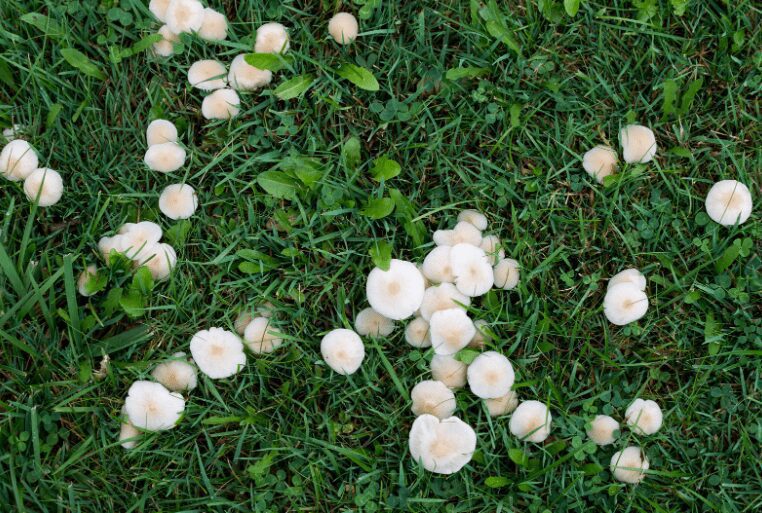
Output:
[0, 0, 760, 512]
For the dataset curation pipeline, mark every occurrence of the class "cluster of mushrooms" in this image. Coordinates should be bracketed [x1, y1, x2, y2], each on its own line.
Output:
[1, 137, 64, 207]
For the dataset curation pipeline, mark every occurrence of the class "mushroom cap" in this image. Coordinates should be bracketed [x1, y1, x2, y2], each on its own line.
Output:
[429, 308, 476, 355]
[119, 408, 141, 449]
[610, 446, 649, 484]
[468, 319, 489, 349]
[151, 353, 198, 392]
[603, 283, 648, 326]
[139, 243, 177, 281]
[587, 414, 619, 446]
[433, 221, 482, 247]
[201, 88, 241, 120]
[493, 258, 519, 290]
[421, 246, 455, 284]
[625, 399, 663, 435]
[354, 307, 395, 337]
[484, 390, 519, 417]
[704, 180, 753, 226]
[582, 145, 618, 183]
[243, 316, 284, 354]
[2, 124, 21, 142]
[467, 351, 515, 399]
[320, 328, 365, 375]
[430, 354, 468, 389]
[190, 327, 247, 379]
[159, 183, 198, 220]
[98, 235, 123, 260]
[228, 54, 272, 91]
[149, 0, 171, 21]
[144, 142, 186, 173]
[124, 380, 185, 431]
[153, 25, 178, 57]
[328, 12, 359, 45]
[405, 317, 431, 348]
[509, 400, 552, 442]
[146, 119, 178, 146]
[608, 268, 646, 291]
[23, 168, 64, 206]
[366, 259, 425, 320]
[419, 283, 470, 322]
[77, 264, 99, 297]
[234, 311, 253, 335]
[255, 22, 290, 54]
[409, 414, 476, 474]
[457, 209, 488, 230]
[119, 221, 163, 247]
[479, 235, 504, 265]
[450, 243, 494, 297]
[411, 380, 457, 419]
[620, 124, 657, 164]
[188, 59, 227, 90]
[198, 8, 228, 41]
[166, 0, 204, 34]
[1, 140, 39, 181]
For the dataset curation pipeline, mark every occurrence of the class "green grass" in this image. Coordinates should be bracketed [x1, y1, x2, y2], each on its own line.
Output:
[1, 0, 760, 511]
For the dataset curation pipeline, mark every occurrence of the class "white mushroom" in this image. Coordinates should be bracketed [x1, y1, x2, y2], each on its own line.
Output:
[509, 400, 552, 442]
[165, 0, 204, 34]
[418, 283, 470, 322]
[354, 307, 394, 337]
[153, 25, 178, 57]
[189, 327, 247, 379]
[1, 140, 39, 181]
[124, 380, 185, 431]
[479, 235, 504, 265]
[144, 142, 185, 173]
[77, 264, 99, 297]
[484, 390, 519, 417]
[151, 352, 197, 392]
[188, 59, 227, 90]
[198, 8, 228, 41]
[620, 124, 657, 164]
[582, 145, 618, 183]
[159, 183, 198, 220]
[457, 209, 488, 230]
[234, 311, 253, 335]
[149, 0, 171, 21]
[469, 319, 489, 349]
[254, 22, 289, 54]
[201, 88, 240, 120]
[366, 259, 425, 320]
[421, 246, 455, 284]
[227, 54, 272, 91]
[119, 406, 141, 449]
[467, 351, 515, 399]
[408, 414, 476, 475]
[119, 221, 163, 250]
[320, 328, 365, 375]
[610, 446, 649, 484]
[410, 380, 457, 419]
[328, 12, 359, 45]
[23, 168, 64, 206]
[704, 180, 753, 226]
[243, 316, 284, 354]
[430, 354, 467, 389]
[146, 119, 178, 146]
[138, 243, 177, 281]
[625, 399, 663, 435]
[493, 258, 519, 290]
[603, 283, 648, 326]
[404, 317, 431, 348]
[450, 243, 494, 296]
[433, 221, 482, 247]
[429, 308, 475, 356]
[587, 414, 619, 446]
[608, 268, 646, 291]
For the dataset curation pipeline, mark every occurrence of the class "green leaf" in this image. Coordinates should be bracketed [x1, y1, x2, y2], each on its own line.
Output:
[485, 20, 521, 54]
[131, 266, 154, 295]
[257, 171, 299, 200]
[510, 103, 522, 128]
[484, 476, 511, 488]
[564, 0, 581, 16]
[389, 189, 425, 247]
[456, 349, 480, 364]
[165, 220, 192, 247]
[360, 197, 395, 219]
[119, 289, 145, 318]
[369, 240, 392, 271]
[508, 448, 529, 466]
[20, 13, 64, 37]
[336, 63, 379, 92]
[244, 52, 292, 71]
[237, 249, 278, 274]
[662, 79, 678, 116]
[274, 74, 314, 100]
[342, 137, 362, 169]
[46, 103, 63, 127]
[60, 48, 106, 80]
[445, 67, 489, 81]
[582, 463, 604, 475]
[130, 34, 163, 54]
[82, 270, 107, 296]
[704, 312, 722, 355]
[678, 78, 703, 116]
[0, 61, 15, 89]
[370, 155, 401, 181]
[715, 240, 741, 273]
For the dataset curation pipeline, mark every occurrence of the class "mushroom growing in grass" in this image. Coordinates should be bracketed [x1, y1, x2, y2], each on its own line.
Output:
[509, 400, 552, 442]
[704, 180, 753, 226]
[479, 235, 504, 265]
[188, 59, 227, 90]
[620, 124, 657, 164]
[243, 317, 284, 354]
[228, 54, 272, 91]
[119, 406, 141, 450]
[1, 140, 39, 181]
[409, 414, 476, 474]
[151, 352, 198, 392]
[124, 380, 185, 431]
[429, 308, 476, 355]
[431, 354, 468, 389]
[153, 25, 178, 57]
[255, 22, 290, 54]
[419, 283, 470, 321]
[201, 89, 241, 120]
[328, 12, 359, 45]
[582, 145, 618, 183]
[190, 327, 247, 379]
[450, 243, 494, 297]
[120, 221, 163, 251]
[159, 183, 198, 220]
[610, 446, 649, 484]
[405, 317, 431, 348]
[608, 268, 646, 291]
[458, 209, 488, 230]
[198, 8, 228, 41]
[433, 221, 482, 247]
[366, 259, 425, 320]
[411, 380, 457, 419]
[23, 168, 64, 206]
[467, 351, 515, 399]
[234, 311, 253, 335]
[493, 258, 519, 290]
[139, 243, 177, 281]
[469, 319, 489, 349]
[165, 0, 204, 34]
[144, 142, 186, 173]
[625, 399, 663, 435]
[587, 415, 619, 446]
[603, 283, 648, 325]
[421, 246, 455, 284]
[77, 264, 99, 297]
[484, 390, 519, 417]
[320, 328, 365, 375]
[354, 307, 394, 337]
[149, 0, 171, 22]
[146, 119, 178, 146]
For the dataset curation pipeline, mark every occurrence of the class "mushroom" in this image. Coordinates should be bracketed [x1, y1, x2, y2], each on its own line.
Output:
[587, 414, 619, 446]
[354, 307, 395, 337]
[234, 311, 253, 335]
[366, 259, 425, 320]
[433, 221, 482, 247]
[1, 140, 39, 181]
[418, 283, 470, 321]
[410, 380, 456, 419]
[159, 183, 198, 220]
[144, 142, 186, 173]
[151, 352, 198, 392]
[408, 414, 476, 474]
[254, 22, 289, 54]
[450, 243, 494, 297]
[608, 268, 646, 291]
[188, 59, 227, 90]
[328, 12, 359, 45]
[467, 351, 515, 399]
[479, 235, 504, 265]
[123, 380, 185, 431]
[430, 354, 468, 389]
[582, 145, 618, 183]
[704, 180, 753, 226]
[620, 124, 657, 164]
[493, 258, 519, 290]
[165, 0, 204, 34]
[198, 8, 228, 41]
[625, 399, 663, 435]
[189, 327, 247, 379]
[429, 308, 476, 355]
[119, 222, 163, 251]
[484, 390, 519, 417]
[457, 209, 488, 230]
[320, 328, 365, 375]
[77, 264, 99, 297]
[468, 319, 489, 349]
[404, 317, 431, 348]
[23, 168, 64, 206]
[146, 119, 178, 146]
[201, 88, 241, 120]
[135, 242, 176, 281]
[509, 400, 552, 442]
[610, 446, 649, 484]
[153, 25, 178, 57]
[421, 246, 455, 284]
[149, 0, 171, 22]
[243, 316, 284, 354]
[228, 54, 272, 91]
[119, 406, 141, 449]
[603, 283, 648, 325]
